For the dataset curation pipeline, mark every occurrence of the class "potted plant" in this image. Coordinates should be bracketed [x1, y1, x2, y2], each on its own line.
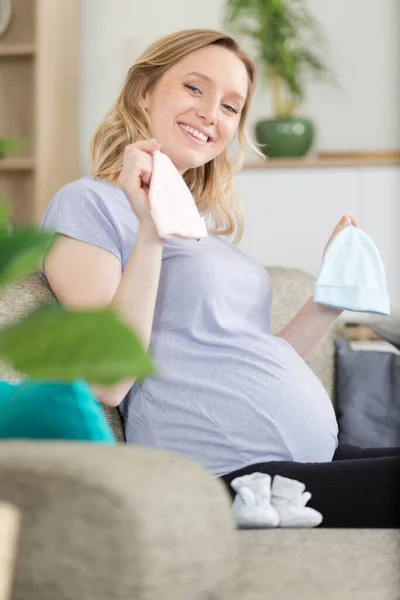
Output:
[224, 0, 337, 158]
[0, 197, 154, 394]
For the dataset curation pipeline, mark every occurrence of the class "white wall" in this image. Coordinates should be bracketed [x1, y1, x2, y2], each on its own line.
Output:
[80, 0, 400, 171]
[305, 0, 400, 153]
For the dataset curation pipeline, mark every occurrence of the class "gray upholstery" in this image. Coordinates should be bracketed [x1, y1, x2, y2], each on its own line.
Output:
[238, 529, 400, 600]
[0, 442, 236, 600]
[103, 405, 125, 442]
[0, 269, 398, 600]
[0, 272, 55, 384]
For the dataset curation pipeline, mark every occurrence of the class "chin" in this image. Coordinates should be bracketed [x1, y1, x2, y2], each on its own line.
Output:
[166, 149, 209, 174]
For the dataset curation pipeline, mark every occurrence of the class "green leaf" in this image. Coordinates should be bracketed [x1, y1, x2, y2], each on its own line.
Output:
[0, 303, 155, 385]
[0, 228, 55, 289]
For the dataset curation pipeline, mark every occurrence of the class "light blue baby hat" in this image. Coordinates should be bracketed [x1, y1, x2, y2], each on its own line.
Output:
[313, 221, 390, 315]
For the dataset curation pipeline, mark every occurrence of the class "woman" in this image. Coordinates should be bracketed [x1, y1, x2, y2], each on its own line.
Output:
[41, 29, 400, 527]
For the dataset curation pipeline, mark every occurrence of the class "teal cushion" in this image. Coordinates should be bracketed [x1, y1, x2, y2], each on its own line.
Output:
[0, 379, 115, 443]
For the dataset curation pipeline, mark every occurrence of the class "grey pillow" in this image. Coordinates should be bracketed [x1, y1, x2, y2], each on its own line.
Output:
[360, 307, 400, 350]
[335, 339, 400, 448]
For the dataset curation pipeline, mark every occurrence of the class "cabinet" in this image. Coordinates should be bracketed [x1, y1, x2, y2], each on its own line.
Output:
[0, 0, 79, 226]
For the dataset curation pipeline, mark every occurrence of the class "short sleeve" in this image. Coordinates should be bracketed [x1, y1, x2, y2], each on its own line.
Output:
[40, 181, 123, 267]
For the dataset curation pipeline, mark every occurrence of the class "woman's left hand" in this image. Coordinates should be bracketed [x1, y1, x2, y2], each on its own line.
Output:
[323, 214, 358, 258]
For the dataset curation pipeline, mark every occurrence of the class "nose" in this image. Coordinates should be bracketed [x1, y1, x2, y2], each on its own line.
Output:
[197, 96, 218, 125]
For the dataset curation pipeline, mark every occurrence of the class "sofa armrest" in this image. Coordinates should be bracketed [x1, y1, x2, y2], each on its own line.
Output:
[0, 441, 237, 600]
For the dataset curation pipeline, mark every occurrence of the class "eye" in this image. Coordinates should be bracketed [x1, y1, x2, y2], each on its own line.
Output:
[223, 104, 238, 114]
[185, 84, 201, 94]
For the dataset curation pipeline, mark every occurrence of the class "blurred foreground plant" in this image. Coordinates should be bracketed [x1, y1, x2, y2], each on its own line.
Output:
[0, 198, 154, 387]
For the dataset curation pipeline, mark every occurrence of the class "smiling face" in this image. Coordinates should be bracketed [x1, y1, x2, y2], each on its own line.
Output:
[142, 44, 249, 174]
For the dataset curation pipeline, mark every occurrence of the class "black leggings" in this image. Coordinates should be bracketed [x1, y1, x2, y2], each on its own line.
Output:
[220, 445, 400, 528]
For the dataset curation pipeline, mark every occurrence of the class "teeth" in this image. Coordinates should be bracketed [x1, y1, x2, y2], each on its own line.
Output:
[179, 123, 208, 142]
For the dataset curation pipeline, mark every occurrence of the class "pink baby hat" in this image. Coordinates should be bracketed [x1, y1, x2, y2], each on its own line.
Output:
[148, 150, 208, 240]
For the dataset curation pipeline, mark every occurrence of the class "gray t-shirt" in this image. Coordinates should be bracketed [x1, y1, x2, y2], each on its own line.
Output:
[40, 175, 338, 475]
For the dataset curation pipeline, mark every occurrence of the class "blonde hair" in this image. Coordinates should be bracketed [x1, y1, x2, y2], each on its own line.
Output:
[91, 29, 264, 244]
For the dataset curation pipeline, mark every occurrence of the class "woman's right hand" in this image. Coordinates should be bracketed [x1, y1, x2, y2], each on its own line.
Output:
[117, 139, 161, 224]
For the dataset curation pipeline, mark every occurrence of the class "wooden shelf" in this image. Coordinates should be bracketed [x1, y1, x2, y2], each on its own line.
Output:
[0, 157, 34, 171]
[0, 1, 79, 226]
[244, 151, 400, 170]
[0, 44, 35, 58]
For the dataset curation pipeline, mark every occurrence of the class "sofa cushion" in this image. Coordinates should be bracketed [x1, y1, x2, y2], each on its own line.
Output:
[104, 405, 125, 442]
[335, 339, 400, 447]
[0, 441, 237, 600]
[0, 379, 115, 443]
[238, 529, 400, 600]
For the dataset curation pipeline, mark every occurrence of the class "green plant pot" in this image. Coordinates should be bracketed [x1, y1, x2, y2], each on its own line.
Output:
[255, 117, 315, 158]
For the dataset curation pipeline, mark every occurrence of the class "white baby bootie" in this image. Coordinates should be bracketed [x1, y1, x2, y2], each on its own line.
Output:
[231, 473, 280, 529]
[271, 475, 323, 528]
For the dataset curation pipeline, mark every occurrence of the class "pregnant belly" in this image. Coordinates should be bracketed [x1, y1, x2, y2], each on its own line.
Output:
[266, 336, 339, 462]
[145, 333, 338, 467]
[196, 334, 339, 464]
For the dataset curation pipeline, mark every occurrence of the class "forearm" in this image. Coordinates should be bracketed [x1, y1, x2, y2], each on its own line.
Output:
[94, 220, 163, 407]
[111, 220, 164, 352]
[276, 296, 342, 359]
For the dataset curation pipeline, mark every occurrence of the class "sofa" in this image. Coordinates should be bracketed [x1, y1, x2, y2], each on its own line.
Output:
[0, 268, 399, 600]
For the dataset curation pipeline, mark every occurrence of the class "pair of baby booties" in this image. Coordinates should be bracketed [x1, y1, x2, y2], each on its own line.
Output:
[231, 472, 322, 529]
